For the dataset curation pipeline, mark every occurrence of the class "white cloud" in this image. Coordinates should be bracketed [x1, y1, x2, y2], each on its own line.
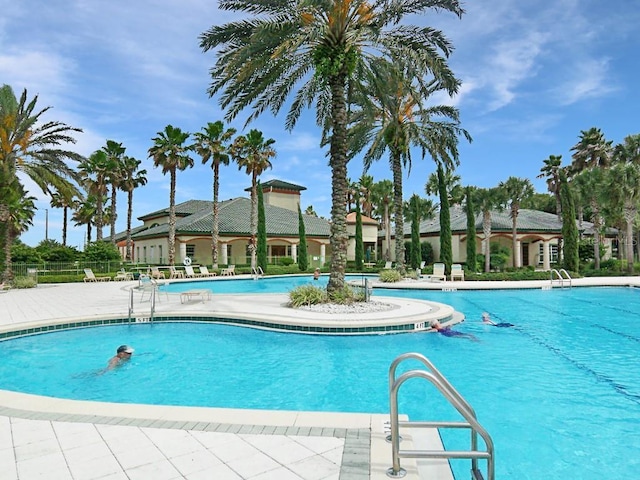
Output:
[556, 58, 616, 105]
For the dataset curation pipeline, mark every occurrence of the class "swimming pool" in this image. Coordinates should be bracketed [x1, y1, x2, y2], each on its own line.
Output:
[1, 286, 639, 479]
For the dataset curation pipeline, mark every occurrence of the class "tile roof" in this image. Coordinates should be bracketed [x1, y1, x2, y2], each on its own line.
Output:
[244, 179, 307, 192]
[131, 197, 330, 240]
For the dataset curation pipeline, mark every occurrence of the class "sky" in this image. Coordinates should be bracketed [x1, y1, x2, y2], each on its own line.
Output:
[2, 0, 639, 249]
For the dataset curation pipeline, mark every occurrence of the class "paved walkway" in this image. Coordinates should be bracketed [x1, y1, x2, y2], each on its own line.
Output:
[0, 275, 638, 480]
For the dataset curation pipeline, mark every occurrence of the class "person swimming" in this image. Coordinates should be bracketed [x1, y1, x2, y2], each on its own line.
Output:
[482, 312, 514, 328]
[430, 320, 479, 341]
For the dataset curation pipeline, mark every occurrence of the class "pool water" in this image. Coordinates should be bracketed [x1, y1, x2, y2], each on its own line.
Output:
[1, 286, 640, 479]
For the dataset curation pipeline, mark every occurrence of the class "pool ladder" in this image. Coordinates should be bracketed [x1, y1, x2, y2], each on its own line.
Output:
[387, 353, 494, 480]
[252, 266, 264, 280]
[550, 268, 572, 288]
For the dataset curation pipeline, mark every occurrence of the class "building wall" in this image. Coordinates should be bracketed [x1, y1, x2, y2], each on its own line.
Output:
[263, 191, 299, 211]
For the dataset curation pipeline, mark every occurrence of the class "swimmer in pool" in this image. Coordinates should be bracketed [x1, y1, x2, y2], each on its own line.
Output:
[431, 321, 479, 341]
[482, 312, 514, 328]
[106, 344, 134, 370]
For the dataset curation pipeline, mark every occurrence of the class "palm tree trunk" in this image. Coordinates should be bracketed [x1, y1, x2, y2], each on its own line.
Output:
[2, 226, 14, 283]
[511, 205, 518, 268]
[391, 151, 405, 273]
[327, 72, 349, 294]
[110, 185, 117, 245]
[212, 161, 220, 268]
[168, 169, 177, 266]
[126, 190, 133, 262]
[384, 202, 391, 261]
[483, 210, 491, 273]
[591, 201, 601, 270]
[624, 200, 635, 273]
[250, 171, 258, 269]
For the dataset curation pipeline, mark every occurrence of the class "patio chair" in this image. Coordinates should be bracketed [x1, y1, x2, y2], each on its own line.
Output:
[169, 266, 184, 279]
[113, 269, 134, 281]
[419, 261, 426, 269]
[150, 266, 166, 280]
[220, 265, 236, 276]
[138, 274, 167, 302]
[198, 266, 217, 277]
[184, 265, 202, 278]
[83, 268, 111, 282]
[431, 263, 447, 282]
[450, 264, 465, 281]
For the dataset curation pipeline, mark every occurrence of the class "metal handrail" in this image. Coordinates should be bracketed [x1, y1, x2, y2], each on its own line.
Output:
[387, 354, 494, 479]
[252, 266, 264, 280]
[550, 268, 572, 288]
[128, 289, 134, 322]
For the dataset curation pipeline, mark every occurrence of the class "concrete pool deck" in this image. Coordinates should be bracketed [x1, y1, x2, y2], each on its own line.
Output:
[1, 275, 639, 479]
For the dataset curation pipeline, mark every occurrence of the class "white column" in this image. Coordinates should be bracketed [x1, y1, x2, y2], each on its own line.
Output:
[543, 240, 550, 271]
[179, 242, 187, 263]
[291, 243, 297, 263]
[320, 244, 326, 266]
[221, 242, 228, 265]
[515, 240, 521, 268]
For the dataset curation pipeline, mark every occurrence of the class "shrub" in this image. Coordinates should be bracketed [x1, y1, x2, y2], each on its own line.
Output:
[379, 269, 402, 282]
[83, 242, 121, 261]
[289, 284, 327, 307]
[12, 276, 37, 288]
[279, 257, 295, 266]
[328, 285, 362, 304]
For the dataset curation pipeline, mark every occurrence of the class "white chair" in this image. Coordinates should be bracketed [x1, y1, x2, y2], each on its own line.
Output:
[184, 265, 202, 278]
[83, 268, 111, 282]
[198, 266, 217, 277]
[384, 261, 393, 269]
[221, 265, 236, 276]
[431, 263, 447, 282]
[450, 264, 465, 281]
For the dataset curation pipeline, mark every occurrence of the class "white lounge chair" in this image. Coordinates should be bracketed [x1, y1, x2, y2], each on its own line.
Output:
[431, 263, 447, 282]
[198, 266, 217, 277]
[150, 266, 166, 280]
[113, 269, 134, 281]
[450, 264, 465, 281]
[220, 265, 236, 276]
[184, 265, 201, 278]
[83, 268, 111, 282]
[169, 266, 184, 279]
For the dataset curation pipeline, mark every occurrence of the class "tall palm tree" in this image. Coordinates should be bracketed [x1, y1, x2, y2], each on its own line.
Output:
[357, 174, 375, 217]
[570, 127, 612, 174]
[193, 121, 237, 268]
[474, 187, 503, 273]
[48, 179, 81, 246]
[351, 59, 469, 273]
[72, 195, 98, 246]
[572, 167, 605, 269]
[613, 134, 640, 165]
[606, 162, 640, 273]
[230, 129, 276, 269]
[120, 156, 147, 262]
[499, 176, 534, 268]
[148, 125, 193, 266]
[371, 179, 394, 261]
[200, 0, 464, 293]
[101, 140, 127, 245]
[78, 150, 111, 241]
[537, 154, 563, 220]
[0, 84, 83, 280]
[425, 168, 464, 205]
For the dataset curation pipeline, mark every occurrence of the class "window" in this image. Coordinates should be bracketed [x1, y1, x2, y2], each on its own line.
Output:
[538, 243, 559, 264]
[158, 245, 163, 264]
[186, 244, 195, 258]
[143, 246, 147, 262]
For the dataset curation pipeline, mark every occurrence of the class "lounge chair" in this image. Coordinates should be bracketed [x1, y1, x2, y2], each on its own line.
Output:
[113, 269, 134, 281]
[83, 268, 111, 282]
[419, 261, 426, 269]
[198, 266, 217, 277]
[450, 264, 465, 281]
[0, 282, 10, 292]
[431, 263, 447, 282]
[169, 266, 184, 279]
[184, 265, 202, 278]
[150, 266, 166, 280]
[220, 265, 235, 276]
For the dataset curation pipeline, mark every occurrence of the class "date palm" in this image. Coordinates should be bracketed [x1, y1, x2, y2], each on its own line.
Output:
[537, 154, 563, 220]
[570, 127, 612, 174]
[474, 187, 503, 273]
[499, 176, 534, 268]
[606, 162, 640, 273]
[193, 121, 237, 268]
[200, 0, 464, 293]
[230, 130, 276, 269]
[148, 125, 193, 266]
[120, 156, 147, 262]
[351, 59, 469, 272]
[370, 179, 393, 261]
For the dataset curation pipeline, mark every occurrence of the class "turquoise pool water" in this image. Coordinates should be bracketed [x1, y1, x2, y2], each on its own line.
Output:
[1, 286, 639, 479]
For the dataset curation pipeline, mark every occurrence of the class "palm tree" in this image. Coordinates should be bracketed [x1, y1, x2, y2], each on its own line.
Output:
[193, 121, 237, 268]
[120, 156, 147, 262]
[370, 179, 394, 261]
[572, 167, 605, 269]
[200, 0, 464, 293]
[537, 154, 563, 220]
[101, 140, 127, 245]
[230, 129, 276, 269]
[357, 174, 375, 217]
[1, 181, 36, 282]
[499, 176, 534, 268]
[425, 168, 464, 205]
[613, 134, 640, 165]
[148, 125, 193, 266]
[606, 162, 640, 272]
[474, 187, 503, 273]
[48, 180, 81, 246]
[351, 59, 470, 273]
[72, 195, 98, 246]
[78, 150, 111, 240]
[0, 84, 83, 279]
[570, 127, 612, 174]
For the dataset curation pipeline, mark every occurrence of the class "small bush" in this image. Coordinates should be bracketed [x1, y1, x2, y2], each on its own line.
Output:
[379, 269, 402, 283]
[12, 276, 37, 289]
[328, 285, 361, 304]
[289, 285, 327, 307]
[279, 257, 295, 266]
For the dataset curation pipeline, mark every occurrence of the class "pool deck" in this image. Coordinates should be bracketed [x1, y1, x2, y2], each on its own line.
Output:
[1, 275, 638, 479]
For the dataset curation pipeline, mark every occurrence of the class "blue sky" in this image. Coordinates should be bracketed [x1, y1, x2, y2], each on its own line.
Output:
[2, 0, 639, 249]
